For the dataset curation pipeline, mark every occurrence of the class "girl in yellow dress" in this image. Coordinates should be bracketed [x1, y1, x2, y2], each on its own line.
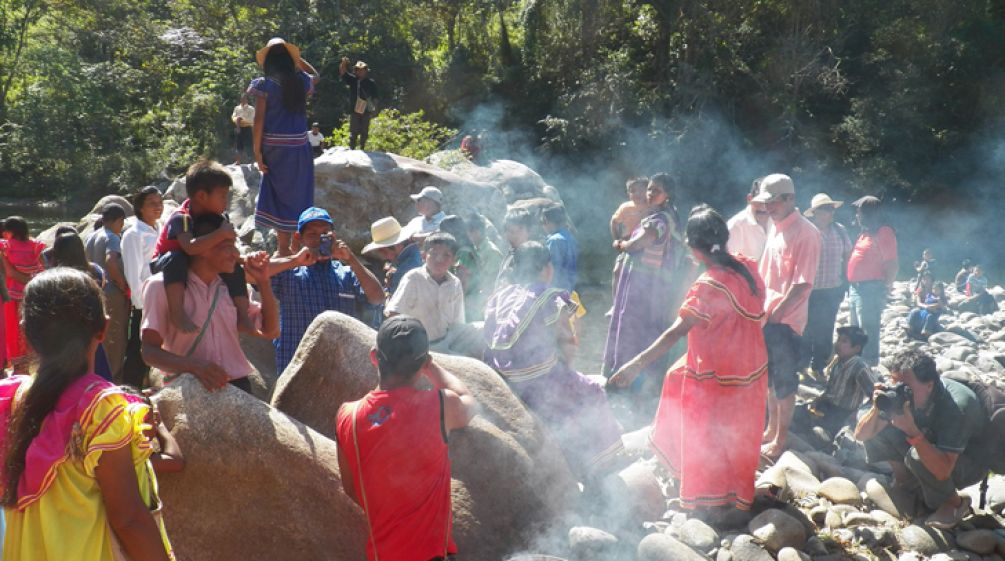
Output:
[0, 267, 174, 560]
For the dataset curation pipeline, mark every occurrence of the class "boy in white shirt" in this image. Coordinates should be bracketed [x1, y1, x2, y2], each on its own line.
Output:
[386, 233, 483, 358]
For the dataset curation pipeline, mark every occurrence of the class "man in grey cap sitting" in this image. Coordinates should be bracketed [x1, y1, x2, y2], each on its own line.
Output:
[403, 186, 447, 241]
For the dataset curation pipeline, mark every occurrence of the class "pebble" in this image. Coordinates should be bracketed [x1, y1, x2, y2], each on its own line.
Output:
[956, 530, 1000, 555]
[677, 518, 719, 552]
[748, 509, 807, 552]
[728, 534, 774, 561]
[897, 525, 955, 556]
[637, 533, 708, 561]
[818, 477, 862, 505]
[866, 477, 914, 519]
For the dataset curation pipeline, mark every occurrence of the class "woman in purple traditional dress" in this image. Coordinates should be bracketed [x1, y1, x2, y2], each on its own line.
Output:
[602, 173, 683, 387]
[248, 38, 319, 256]
[484, 242, 624, 479]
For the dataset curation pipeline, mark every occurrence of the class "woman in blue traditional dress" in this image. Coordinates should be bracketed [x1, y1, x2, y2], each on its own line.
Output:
[484, 242, 624, 480]
[602, 173, 683, 389]
[248, 38, 320, 256]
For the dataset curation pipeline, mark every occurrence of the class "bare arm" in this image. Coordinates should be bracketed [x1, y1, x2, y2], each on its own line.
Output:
[337, 445, 361, 506]
[96, 446, 171, 561]
[149, 421, 185, 474]
[244, 251, 280, 340]
[617, 225, 657, 254]
[332, 242, 385, 305]
[422, 359, 477, 431]
[608, 314, 699, 388]
[767, 283, 812, 323]
[853, 403, 888, 442]
[298, 58, 320, 81]
[105, 252, 128, 293]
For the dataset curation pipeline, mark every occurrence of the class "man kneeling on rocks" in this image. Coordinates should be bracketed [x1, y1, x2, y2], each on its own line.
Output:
[142, 214, 279, 393]
[336, 315, 476, 561]
[854, 349, 987, 529]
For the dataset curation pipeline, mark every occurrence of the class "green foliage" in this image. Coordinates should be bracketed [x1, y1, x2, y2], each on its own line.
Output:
[327, 109, 457, 159]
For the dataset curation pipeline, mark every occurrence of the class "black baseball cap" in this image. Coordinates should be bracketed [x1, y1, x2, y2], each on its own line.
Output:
[376, 315, 429, 374]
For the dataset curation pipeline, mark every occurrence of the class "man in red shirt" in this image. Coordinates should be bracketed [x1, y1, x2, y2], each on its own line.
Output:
[336, 316, 477, 561]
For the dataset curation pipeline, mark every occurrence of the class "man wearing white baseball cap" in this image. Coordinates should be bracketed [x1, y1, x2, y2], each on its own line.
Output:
[755, 173, 823, 459]
[727, 177, 771, 262]
[802, 193, 852, 378]
[403, 186, 447, 241]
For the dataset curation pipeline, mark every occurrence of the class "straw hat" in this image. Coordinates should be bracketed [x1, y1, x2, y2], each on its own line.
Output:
[362, 217, 411, 255]
[256, 37, 301, 68]
[803, 193, 844, 217]
[354, 61, 369, 70]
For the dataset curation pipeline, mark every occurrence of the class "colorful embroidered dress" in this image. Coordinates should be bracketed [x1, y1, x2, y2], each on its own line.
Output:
[484, 282, 623, 476]
[247, 72, 316, 233]
[650, 256, 769, 510]
[2, 239, 45, 365]
[0, 374, 175, 560]
[603, 207, 682, 380]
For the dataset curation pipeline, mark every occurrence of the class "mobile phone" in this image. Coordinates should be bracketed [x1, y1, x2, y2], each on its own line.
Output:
[318, 234, 333, 258]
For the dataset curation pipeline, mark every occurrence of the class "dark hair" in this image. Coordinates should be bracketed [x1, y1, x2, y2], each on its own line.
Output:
[185, 160, 232, 198]
[192, 213, 226, 238]
[263, 45, 306, 114]
[887, 349, 938, 383]
[512, 241, 552, 284]
[50, 233, 91, 273]
[649, 173, 677, 204]
[836, 326, 868, 352]
[2, 268, 105, 506]
[626, 177, 648, 190]
[423, 232, 459, 255]
[855, 196, 889, 230]
[101, 203, 126, 224]
[685, 204, 759, 297]
[438, 216, 474, 250]
[132, 186, 161, 223]
[541, 204, 568, 227]
[503, 208, 534, 231]
[4, 216, 28, 241]
[54, 225, 78, 237]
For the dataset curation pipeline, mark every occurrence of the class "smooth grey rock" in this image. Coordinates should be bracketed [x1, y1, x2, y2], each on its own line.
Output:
[843, 512, 877, 527]
[929, 332, 974, 347]
[569, 526, 619, 559]
[818, 477, 862, 505]
[679, 518, 719, 552]
[868, 509, 902, 527]
[716, 548, 734, 561]
[747, 509, 806, 552]
[637, 533, 708, 561]
[777, 547, 811, 561]
[956, 530, 999, 555]
[729, 534, 774, 561]
[866, 477, 915, 519]
[897, 525, 955, 556]
[804, 536, 829, 556]
[775, 450, 817, 475]
[785, 468, 823, 499]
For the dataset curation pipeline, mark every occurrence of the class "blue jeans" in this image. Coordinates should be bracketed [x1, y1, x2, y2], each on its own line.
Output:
[848, 281, 887, 365]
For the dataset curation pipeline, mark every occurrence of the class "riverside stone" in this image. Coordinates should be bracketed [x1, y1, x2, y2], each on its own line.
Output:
[678, 518, 719, 552]
[569, 527, 619, 559]
[818, 477, 862, 505]
[897, 525, 955, 556]
[748, 509, 807, 552]
[729, 534, 774, 561]
[637, 533, 708, 561]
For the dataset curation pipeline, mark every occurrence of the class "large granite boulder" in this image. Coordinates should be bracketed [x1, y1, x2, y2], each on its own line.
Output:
[163, 149, 511, 250]
[153, 375, 368, 561]
[271, 311, 580, 561]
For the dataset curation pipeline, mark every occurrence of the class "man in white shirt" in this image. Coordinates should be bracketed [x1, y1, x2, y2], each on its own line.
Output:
[231, 95, 255, 163]
[385, 233, 483, 358]
[403, 186, 447, 241]
[726, 177, 770, 262]
[308, 122, 325, 157]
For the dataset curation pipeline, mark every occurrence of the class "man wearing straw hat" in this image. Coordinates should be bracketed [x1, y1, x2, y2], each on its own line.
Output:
[802, 193, 853, 379]
[340, 57, 379, 150]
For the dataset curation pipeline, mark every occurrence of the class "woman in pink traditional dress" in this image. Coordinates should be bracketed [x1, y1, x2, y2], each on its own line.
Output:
[1, 217, 45, 374]
[609, 205, 768, 521]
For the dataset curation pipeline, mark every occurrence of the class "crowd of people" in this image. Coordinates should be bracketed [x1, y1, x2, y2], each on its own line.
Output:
[0, 35, 1002, 561]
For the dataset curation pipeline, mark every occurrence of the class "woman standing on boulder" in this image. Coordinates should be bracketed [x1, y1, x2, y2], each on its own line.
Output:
[609, 205, 768, 522]
[248, 37, 320, 256]
[0, 268, 174, 560]
[602, 174, 684, 399]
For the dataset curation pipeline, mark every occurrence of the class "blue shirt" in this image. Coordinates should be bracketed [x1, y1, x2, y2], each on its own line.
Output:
[389, 243, 423, 296]
[546, 228, 579, 292]
[272, 261, 366, 374]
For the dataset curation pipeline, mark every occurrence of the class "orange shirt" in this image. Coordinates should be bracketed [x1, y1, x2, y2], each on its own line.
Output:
[336, 387, 457, 561]
[847, 226, 898, 283]
[759, 210, 822, 335]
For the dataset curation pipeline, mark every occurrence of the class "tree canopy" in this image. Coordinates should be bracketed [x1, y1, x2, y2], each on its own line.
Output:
[2, 0, 1005, 221]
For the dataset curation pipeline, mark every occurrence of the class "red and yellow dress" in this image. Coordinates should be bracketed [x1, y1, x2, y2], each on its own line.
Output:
[650, 256, 769, 510]
[0, 373, 175, 560]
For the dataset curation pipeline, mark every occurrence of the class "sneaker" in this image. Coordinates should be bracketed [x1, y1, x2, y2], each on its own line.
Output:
[925, 497, 970, 529]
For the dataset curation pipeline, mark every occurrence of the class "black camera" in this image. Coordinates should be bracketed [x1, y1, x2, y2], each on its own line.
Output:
[875, 383, 913, 419]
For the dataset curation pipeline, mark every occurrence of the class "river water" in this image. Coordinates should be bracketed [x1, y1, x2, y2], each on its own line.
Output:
[0, 201, 77, 235]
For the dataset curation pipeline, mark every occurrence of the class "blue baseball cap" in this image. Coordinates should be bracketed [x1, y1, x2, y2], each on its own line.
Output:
[297, 207, 334, 232]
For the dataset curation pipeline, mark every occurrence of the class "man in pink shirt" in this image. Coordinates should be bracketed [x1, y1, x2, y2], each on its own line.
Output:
[141, 213, 280, 393]
[754, 174, 822, 459]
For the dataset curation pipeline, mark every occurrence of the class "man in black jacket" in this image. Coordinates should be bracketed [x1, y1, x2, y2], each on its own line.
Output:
[340, 57, 379, 150]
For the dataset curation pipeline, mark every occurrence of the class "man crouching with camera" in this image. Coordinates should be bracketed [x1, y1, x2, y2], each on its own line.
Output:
[854, 349, 987, 529]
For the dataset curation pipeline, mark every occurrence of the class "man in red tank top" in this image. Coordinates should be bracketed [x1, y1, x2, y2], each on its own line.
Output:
[336, 315, 477, 561]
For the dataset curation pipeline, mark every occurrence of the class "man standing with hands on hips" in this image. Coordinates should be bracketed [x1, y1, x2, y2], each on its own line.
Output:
[340, 57, 379, 150]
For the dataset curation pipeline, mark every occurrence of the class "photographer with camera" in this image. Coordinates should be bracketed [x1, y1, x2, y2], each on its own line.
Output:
[268, 207, 386, 374]
[854, 349, 987, 529]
